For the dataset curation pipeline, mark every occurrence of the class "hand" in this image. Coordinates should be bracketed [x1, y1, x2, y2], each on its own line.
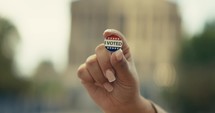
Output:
[77, 29, 156, 113]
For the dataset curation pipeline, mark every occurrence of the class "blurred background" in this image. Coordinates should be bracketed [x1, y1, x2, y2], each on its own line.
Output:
[0, 0, 215, 113]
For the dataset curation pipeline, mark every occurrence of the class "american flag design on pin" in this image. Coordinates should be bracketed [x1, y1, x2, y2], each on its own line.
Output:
[104, 35, 123, 52]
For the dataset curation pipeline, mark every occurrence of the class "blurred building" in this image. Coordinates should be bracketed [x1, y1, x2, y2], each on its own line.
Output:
[68, 0, 181, 87]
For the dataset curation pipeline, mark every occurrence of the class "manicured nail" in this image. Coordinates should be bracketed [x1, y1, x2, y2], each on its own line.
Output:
[106, 69, 116, 82]
[103, 82, 113, 92]
[115, 49, 123, 61]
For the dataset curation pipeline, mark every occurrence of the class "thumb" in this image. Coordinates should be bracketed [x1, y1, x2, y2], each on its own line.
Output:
[110, 49, 135, 83]
[104, 29, 137, 84]
[103, 29, 132, 61]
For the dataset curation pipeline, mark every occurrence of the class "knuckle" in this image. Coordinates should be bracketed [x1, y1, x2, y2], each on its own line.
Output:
[119, 60, 128, 69]
[77, 64, 86, 78]
[95, 43, 105, 52]
[96, 77, 107, 84]
[115, 58, 129, 70]
[86, 54, 97, 67]
[124, 46, 130, 54]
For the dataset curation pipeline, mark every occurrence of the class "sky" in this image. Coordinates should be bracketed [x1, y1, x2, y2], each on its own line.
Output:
[0, 0, 72, 76]
[0, 0, 215, 77]
[176, 0, 215, 35]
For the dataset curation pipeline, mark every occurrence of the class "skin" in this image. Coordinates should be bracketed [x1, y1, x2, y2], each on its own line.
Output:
[77, 29, 156, 113]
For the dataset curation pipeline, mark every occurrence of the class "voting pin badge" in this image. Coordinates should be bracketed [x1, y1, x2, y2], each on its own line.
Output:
[104, 35, 123, 52]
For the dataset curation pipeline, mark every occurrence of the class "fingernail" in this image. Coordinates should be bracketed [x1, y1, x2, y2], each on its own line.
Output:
[104, 29, 112, 32]
[115, 49, 123, 61]
[106, 69, 116, 82]
[103, 82, 113, 92]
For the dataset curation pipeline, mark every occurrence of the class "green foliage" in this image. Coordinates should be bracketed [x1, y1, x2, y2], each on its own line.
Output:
[180, 21, 215, 65]
[175, 21, 215, 113]
[0, 17, 30, 94]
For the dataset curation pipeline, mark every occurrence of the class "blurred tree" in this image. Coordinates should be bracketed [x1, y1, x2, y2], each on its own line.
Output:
[167, 21, 215, 113]
[30, 60, 63, 97]
[27, 60, 67, 109]
[0, 17, 30, 94]
[181, 22, 215, 65]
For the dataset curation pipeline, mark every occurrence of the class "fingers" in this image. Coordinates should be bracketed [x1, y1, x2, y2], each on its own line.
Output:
[95, 29, 134, 83]
[77, 63, 97, 92]
[103, 29, 131, 61]
[77, 54, 114, 92]
[85, 54, 107, 85]
[95, 44, 116, 83]
[78, 29, 134, 92]
[77, 64, 95, 83]
[110, 49, 135, 83]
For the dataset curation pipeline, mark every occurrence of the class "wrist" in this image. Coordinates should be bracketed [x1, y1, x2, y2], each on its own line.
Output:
[104, 95, 156, 113]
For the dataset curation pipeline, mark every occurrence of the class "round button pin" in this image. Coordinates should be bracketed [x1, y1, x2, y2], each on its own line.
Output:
[104, 35, 123, 52]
